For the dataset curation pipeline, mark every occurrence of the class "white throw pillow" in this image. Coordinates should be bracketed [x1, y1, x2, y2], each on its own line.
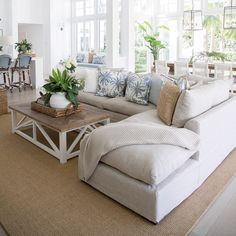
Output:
[83, 69, 98, 93]
[172, 79, 230, 127]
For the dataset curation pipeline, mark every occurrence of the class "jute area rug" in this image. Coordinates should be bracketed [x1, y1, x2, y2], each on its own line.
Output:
[0, 114, 236, 236]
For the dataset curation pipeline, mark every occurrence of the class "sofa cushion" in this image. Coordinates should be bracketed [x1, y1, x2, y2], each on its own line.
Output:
[172, 79, 231, 128]
[149, 75, 163, 105]
[92, 55, 105, 64]
[125, 73, 152, 105]
[101, 144, 195, 185]
[78, 92, 109, 109]
[96, 71, 127, 98]
[157, 82, 181, 126]
[103, 97, 156, 116]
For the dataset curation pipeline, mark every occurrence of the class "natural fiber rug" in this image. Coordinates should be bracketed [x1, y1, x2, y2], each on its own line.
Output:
[0, 113, 236, 236]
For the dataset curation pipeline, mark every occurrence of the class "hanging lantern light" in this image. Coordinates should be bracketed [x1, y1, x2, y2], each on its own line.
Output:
[223, 0, 236, 29]
[183, 0, 203, 31]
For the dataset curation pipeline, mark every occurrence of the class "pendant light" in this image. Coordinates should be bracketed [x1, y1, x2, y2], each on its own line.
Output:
[223, 0, 236, 29]
[183, 0, 203, 31]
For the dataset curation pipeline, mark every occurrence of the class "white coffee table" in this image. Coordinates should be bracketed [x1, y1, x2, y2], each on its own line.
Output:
[9, 103, 110, 164]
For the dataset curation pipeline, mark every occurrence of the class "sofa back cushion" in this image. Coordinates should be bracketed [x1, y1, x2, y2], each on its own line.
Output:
[125, 73, 152, 105]
[172, 79, 231, 127]
[96, 71, 128, 97]
[157, 82, 181, 126]
[149, 75, 163, 105]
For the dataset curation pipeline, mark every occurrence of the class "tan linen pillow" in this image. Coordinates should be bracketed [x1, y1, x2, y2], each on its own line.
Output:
[88, 52, 96, 63]
[157, 82, 181, 126]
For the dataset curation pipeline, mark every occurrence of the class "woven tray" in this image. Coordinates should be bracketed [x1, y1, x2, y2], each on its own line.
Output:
[31, 101, 82, 118]
[0, 89, 8, 115]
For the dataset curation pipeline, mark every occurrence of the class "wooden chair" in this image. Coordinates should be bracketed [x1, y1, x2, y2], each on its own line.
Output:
[214, 63, 233, 80]
[11, 54, 32, 92]
[193, 62, 209, 78]
[174, 61, 189, 77]
[0, 54, 11, 89]
[155, 60, 169, 75]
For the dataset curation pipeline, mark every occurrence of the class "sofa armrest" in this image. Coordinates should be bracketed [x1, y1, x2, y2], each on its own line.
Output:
[184, 96, 236, 161]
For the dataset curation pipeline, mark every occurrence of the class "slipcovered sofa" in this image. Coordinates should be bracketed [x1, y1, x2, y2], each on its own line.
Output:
[78, 77, 236, 223]
[77, 70, 162, 122]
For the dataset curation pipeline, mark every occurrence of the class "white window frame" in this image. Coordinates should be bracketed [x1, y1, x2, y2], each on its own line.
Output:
[71, 0, 106, 56]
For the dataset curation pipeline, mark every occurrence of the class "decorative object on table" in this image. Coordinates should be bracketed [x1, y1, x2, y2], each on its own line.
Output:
[0, 88, 8, 115]
[11, 54, 32, 92]
[61, 57, 77, 73]
[96, 71, 128, 98]
[125, 73, 152, 105]
[88, 51, 96, 63]
[223, 0, 236, 29]
[138, 21, 169, 68]
[31, 100, 83, 118]
[15, 39, 32, 54]
[42, 68, 85, 109]
[183, 0, 203, 31]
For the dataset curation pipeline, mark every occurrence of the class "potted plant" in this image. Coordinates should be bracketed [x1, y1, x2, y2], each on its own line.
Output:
[139, 21, 169, 68]
[42, 69, 85, 109]
[15, 39, 32, 54]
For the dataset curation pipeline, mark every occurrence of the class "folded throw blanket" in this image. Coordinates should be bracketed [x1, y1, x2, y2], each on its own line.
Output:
[79, 122, 200, 181]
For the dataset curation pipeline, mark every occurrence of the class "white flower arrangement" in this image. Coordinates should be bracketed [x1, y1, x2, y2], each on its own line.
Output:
[61, 57, 77, 73]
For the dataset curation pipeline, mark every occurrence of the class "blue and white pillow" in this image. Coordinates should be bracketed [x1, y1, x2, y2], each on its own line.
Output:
[96, 71, 128, 97]
[125, 73, 152, 105]
[76, 53, 85, 63]
[92, 55, 105, 64]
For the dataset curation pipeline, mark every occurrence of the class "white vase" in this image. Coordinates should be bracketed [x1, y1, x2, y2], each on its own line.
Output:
[49, 92, 71, 109]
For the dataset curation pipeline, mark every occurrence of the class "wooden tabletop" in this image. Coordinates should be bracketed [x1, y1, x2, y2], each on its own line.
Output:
[9, 103, 110, 132]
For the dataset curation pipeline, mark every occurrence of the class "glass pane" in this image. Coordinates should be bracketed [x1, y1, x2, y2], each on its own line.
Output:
[98, 0, 106, 14]
[99, 20, 106, 52]
[184, 0, 201, 10]
[224, 6, 236, 29]
[75, 0, 84, 17]
[77, 22, 84, 52]
[160, 0, 177, 14]
[85, 0, 94, 15]
[208, 0, 230, 10]
[84, 21, 95, 51]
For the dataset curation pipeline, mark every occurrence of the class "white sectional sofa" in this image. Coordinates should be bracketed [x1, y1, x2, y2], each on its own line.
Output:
[78, 69, 236, 223]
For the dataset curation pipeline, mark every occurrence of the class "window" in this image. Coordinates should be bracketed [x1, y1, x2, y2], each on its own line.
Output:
[99, 20, 106, 52]
[159, 0, 178, 14]
[75, 0, 84, 16]
[98, 0, 106, 14]
[85, 0, 94, 15]
[207, 0, 230, 10]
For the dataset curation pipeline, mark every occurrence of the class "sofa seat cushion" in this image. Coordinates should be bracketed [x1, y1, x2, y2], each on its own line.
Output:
[78, 92, 109, 109]
[103, 97, 156, 116]
[122, 110, 164, 125]
[101, 144, 195, 185]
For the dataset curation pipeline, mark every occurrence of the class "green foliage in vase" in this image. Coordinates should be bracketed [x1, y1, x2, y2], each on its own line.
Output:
[43, 69, 85, 107]
[15, 39, 32, 54]
[138, 21, 169, 61]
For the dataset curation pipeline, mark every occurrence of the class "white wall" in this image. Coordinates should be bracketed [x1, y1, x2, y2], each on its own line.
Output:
[0, 0, 12, 35]
[49, 0, 71, 69]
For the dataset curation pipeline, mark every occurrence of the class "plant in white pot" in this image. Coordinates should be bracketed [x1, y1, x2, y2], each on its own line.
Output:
[42, 69, 85, 109]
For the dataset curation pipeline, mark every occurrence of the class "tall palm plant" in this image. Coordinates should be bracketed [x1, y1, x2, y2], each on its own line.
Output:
[138, 21, 169, 62]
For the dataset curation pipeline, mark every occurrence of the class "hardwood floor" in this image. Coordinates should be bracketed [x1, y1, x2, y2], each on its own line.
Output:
[7, 88, 40, 106]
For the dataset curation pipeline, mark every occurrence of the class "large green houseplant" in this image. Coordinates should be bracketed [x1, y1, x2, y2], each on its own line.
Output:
[42, 69, 85, 109]
[139, 21, 169, 62]
[15, 39, 32, 54]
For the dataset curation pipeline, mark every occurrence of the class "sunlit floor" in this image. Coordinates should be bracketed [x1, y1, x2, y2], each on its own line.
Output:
[7, 88, 40, 107]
